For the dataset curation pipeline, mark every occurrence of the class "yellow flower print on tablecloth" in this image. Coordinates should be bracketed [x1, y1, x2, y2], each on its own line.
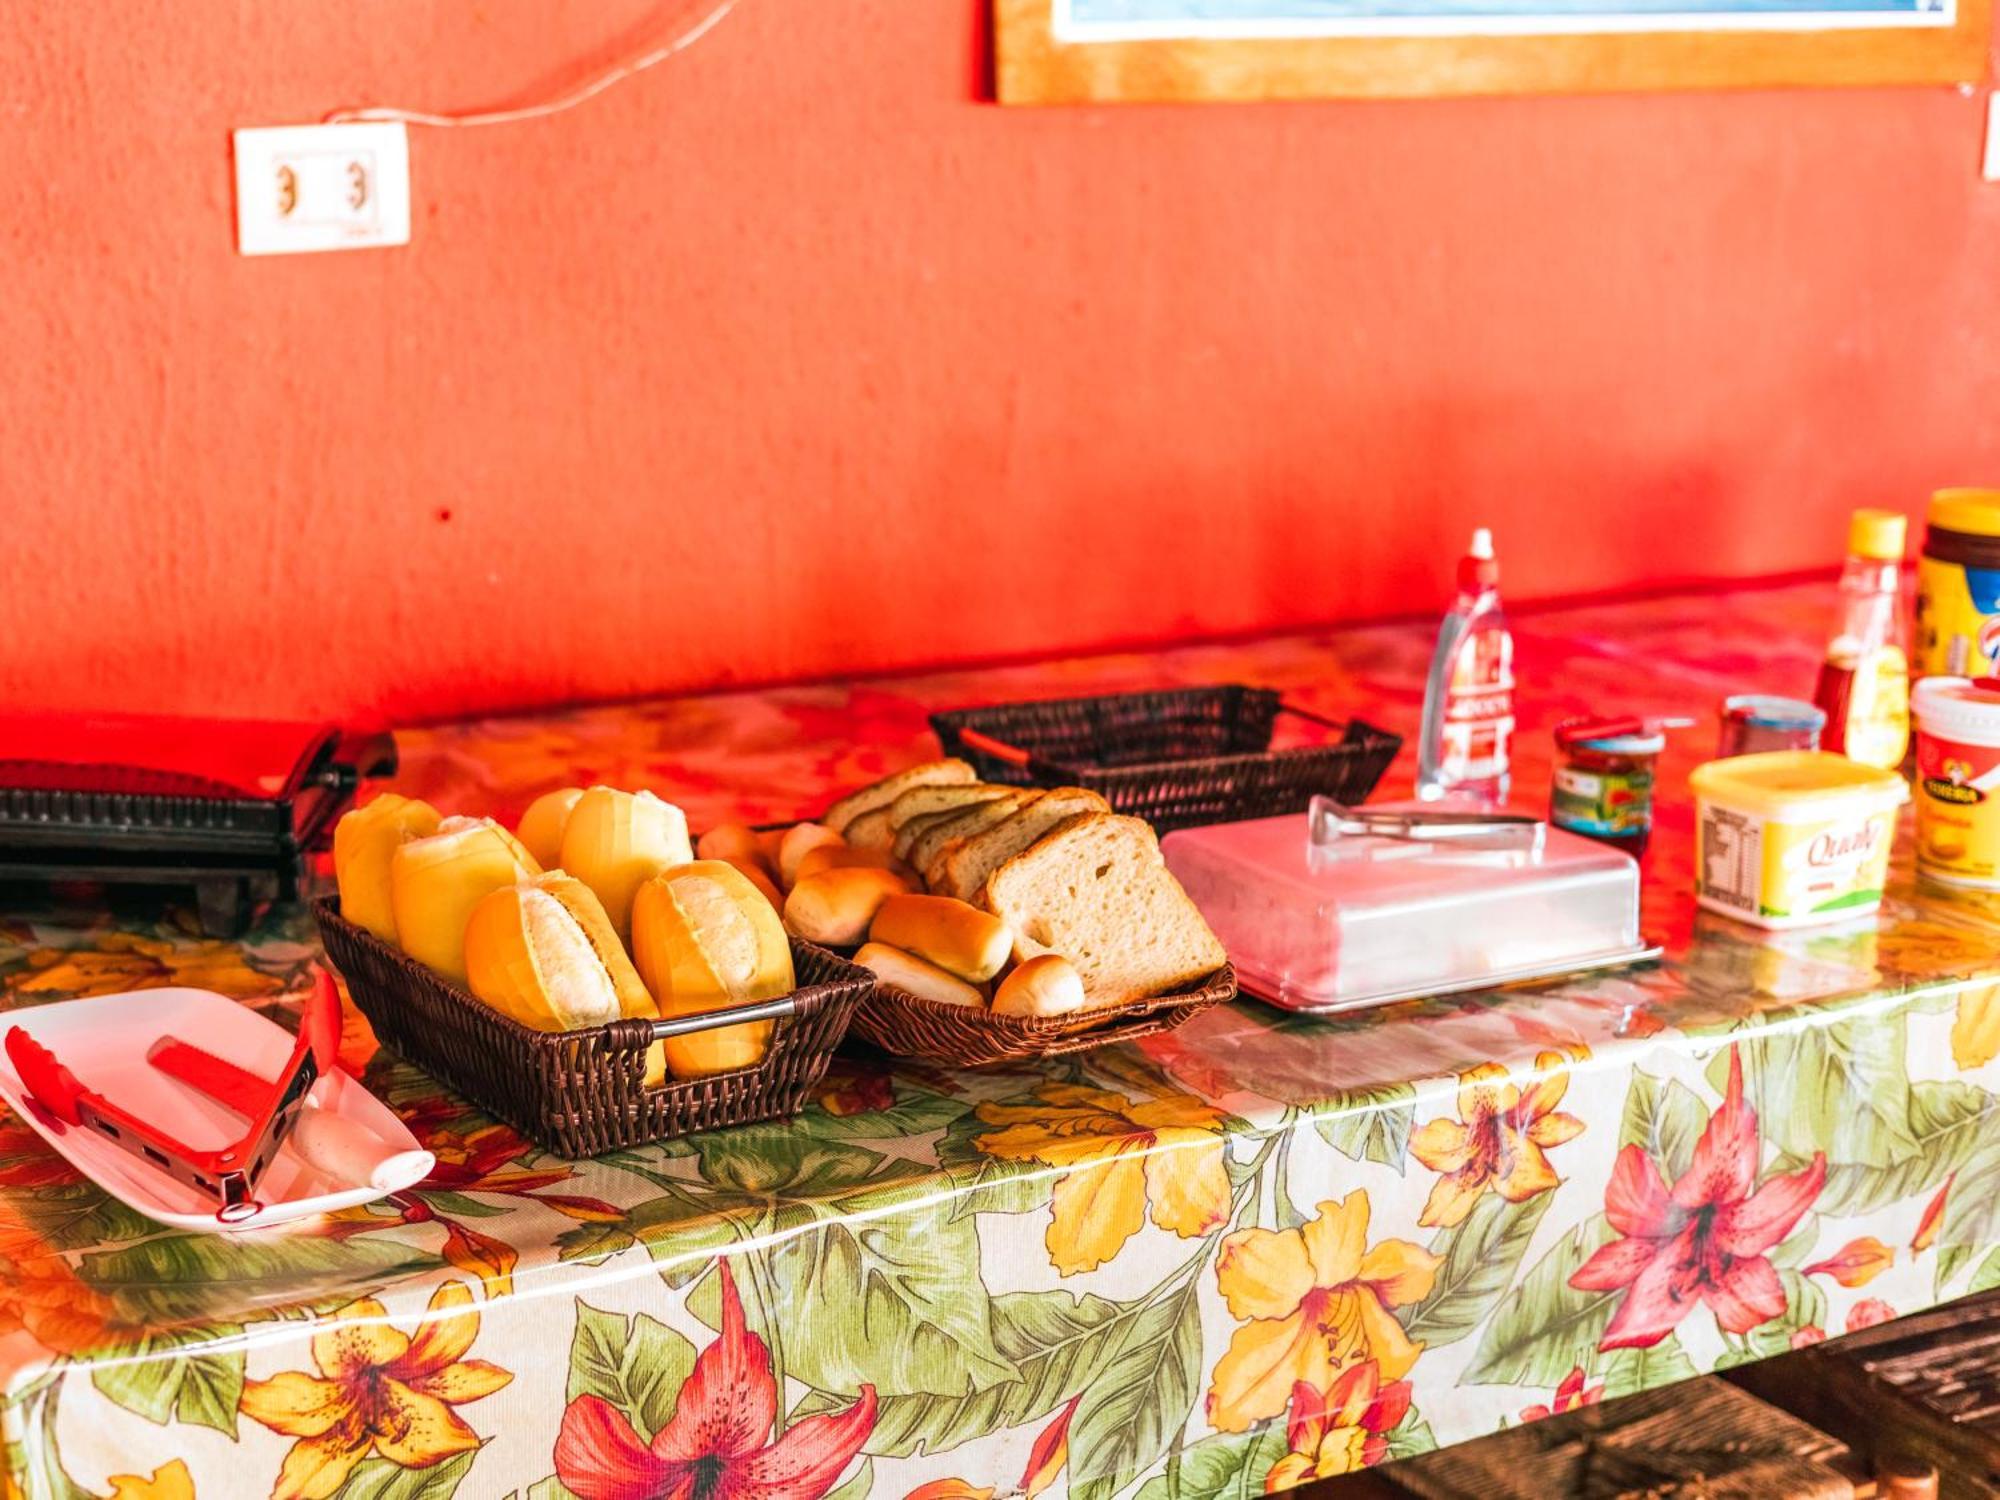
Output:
[10, 934, 284, 1002]
[239, 1281, 511, 1500]
[1207, 1191, 1439, 1433]
[973, 1082, 1231, 1276]
[1407, 1053, 1584, 1229]
[103, 1461, 194, 1500]
[1951, 982, 2000, 1071]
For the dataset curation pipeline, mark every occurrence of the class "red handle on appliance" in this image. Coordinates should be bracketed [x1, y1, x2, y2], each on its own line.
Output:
[303, 967, 344, 1077]
[6, 1028, 85, 1125]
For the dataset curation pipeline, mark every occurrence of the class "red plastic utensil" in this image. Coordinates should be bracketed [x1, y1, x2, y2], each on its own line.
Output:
[3, 967, 341, 1221]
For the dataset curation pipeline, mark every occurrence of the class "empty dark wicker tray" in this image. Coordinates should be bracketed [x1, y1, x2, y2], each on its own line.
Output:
[930, 685, 1399, 833]
[314, 896, 869, 1158]
[851, 962, 1237, 1068]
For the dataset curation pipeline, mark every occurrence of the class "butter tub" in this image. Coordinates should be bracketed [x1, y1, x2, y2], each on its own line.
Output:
[1689, 752, 1908, 928]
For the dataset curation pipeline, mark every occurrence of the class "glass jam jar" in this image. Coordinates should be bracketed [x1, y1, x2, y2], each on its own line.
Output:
[1551, 718, 1665, 858]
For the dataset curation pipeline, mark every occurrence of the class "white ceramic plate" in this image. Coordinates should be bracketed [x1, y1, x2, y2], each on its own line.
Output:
[0, 986, 433, 1232]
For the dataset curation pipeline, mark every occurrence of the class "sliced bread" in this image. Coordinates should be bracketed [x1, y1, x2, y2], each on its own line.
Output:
[823, 759, 976, 838]
[910, 794, 1036, 883]
[842, 807, 896, 852]
[985, 813, 1225, 1009]
[887, 782, 1016, 830]
[937, 788, 1111, 904]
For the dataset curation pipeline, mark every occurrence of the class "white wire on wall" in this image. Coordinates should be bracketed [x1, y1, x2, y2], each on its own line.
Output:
[323, 0, 739, 129]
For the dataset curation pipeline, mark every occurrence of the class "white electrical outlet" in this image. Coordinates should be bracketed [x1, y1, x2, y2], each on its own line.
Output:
[232, 123, 411, 256]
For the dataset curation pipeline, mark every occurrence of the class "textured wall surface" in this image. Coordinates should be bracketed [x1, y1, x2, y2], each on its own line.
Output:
[4, 1, 1999, 722]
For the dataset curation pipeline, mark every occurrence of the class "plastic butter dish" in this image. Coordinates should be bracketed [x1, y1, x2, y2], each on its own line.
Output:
[1161, 802, 1653, 1014]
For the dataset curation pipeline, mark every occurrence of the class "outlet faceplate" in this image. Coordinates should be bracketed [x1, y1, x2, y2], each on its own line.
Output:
[233, 123, 411, 256]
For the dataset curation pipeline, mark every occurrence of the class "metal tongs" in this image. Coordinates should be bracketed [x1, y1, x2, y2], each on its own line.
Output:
[1310, 796, 1547, 855]
[5, 968, 343, 1222]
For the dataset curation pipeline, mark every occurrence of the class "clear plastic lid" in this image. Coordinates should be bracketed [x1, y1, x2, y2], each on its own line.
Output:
[1161, 806, 1642, 1012]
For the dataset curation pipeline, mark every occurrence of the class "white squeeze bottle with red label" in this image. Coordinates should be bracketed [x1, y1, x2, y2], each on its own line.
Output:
[1417, 528, 1515, 805]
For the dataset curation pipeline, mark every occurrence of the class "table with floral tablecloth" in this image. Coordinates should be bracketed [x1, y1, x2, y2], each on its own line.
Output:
[6, 578, 2000, 1500]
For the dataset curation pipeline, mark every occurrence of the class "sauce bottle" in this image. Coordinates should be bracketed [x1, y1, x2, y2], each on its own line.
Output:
[1814, 507, 1911, 770]
[1418, 528, 1515, 805]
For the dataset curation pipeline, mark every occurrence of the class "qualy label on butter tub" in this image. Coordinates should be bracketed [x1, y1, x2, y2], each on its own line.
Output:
[1698, 802, 1896, 926]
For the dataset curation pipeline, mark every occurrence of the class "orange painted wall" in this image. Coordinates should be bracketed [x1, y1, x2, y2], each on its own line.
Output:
[5, 1, 1999, 724]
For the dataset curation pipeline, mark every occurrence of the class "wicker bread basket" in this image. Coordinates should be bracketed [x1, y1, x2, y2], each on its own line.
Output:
[931, 685, 1399, 834]
[314, 896, 868, 1157]
[851, 962, 1237, 1068]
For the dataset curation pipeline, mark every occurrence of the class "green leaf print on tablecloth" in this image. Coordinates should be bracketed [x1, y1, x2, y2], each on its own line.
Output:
[1133, 1427, 1287, 1500]
[566, 1303, 699, 1441]
[1464, 1215, 1621, 1389]
[1313, 1083, 1417, 1173]
[1713, 1010, 1917, 1170]
[686, 1205, 1018, 1397]
[335, 1451, 479, 1500]
[1805, 1078, 1992, 1217]
[798, 1288, 1123, 1459]
[76, 1233, 432, 1324]
[1598, 1334, 1697, 1398]
[90, 1322, 244, 1434]
[1400, 1192, 1553, 1351]
[1068, 1256, 1207, 1500]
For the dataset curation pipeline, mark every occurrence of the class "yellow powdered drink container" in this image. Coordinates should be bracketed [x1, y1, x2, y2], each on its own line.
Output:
[1916, 488, 2000, 680]
[1689, 752, 1907, 928]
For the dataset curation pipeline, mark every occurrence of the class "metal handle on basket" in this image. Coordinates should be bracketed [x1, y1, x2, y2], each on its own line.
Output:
[646, 996, 798, 1040]
[954, 727, 1069, 781]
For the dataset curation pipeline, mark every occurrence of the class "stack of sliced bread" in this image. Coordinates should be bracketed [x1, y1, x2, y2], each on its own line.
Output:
[792, 758, 1226, 1016]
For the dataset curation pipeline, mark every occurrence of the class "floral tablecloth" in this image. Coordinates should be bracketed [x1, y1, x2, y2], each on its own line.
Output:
[6, 580, 2000, 1500]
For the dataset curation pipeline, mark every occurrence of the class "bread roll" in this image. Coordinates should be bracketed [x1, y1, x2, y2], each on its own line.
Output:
[992, 954, 1088, 1019]
[823, 758, 977, 837]
[559, 787, 694, 940]
[778, 822, 844, 889]
[697, 822, 772, 877]
[868, 894, 1012, 983]
[631, 861, 795, 1079]
[515, 787, 585, 872]
[389, 817, 542, 984]
[464, 874, 655, 1031]
[335, 794, 442, 943]
[725, 858, 785, 914]
[783, 867, 912, 946]
[793, 843, 916, 885]
[855, 942, 985, 1010]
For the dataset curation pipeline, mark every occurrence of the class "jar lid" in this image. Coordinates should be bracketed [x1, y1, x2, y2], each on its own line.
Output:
[1928, 488, 2000, 539]
[1913, 675, 2000, 742]
[1555, 716, 1665, 755]
[1572, 732, 1665, 755]
[1722, 694, 1827, 732]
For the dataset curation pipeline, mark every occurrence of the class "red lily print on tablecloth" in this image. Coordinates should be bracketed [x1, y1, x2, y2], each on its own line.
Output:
[554, 1259, 876, 1500]
[1569, 1049, 1824, 1349]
